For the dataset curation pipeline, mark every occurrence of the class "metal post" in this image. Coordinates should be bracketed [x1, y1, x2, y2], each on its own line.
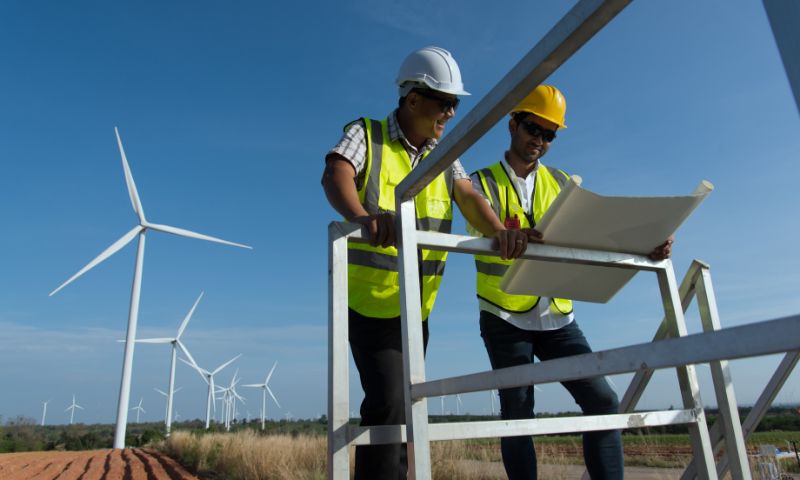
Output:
[328, 222, 354, 479]
[166, 345, 176, 436]
[693, 268, 750, 479]
[397, 200, 432, 479]
[113, 230, 146, 449]
[656, 261, 717, 479]
[714, 351, 800, 477]
[620, 261, 705, 413]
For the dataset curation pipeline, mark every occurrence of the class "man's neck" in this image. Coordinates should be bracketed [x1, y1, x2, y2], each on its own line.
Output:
[504, 151, 538, 178]
[396, 108, 427, 149]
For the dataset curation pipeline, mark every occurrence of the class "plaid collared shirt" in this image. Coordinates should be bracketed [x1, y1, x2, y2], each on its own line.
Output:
[328, 110, 468, 190]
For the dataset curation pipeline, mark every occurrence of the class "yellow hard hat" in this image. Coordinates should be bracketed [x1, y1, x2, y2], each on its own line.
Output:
[511, 85, 567, 129]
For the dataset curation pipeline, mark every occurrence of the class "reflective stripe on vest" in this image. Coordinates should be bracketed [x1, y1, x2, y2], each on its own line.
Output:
[473, 162, 573, 315]
[347, 117, 453, 319]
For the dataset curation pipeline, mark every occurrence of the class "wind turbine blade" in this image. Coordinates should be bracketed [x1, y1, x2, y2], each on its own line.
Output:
[146, 223, 252, 250]
[179, 357, 209, 383]
[50, 226, 143, 296]
[154, 388, 168, 397]
[75, 405, 84, 410]
[212, 354, 242, 375]
[265, 360, 278, 384]
[174, 386, 183, 393]
[115, 127, 146, 223]
[177, 291, 204, 338]
[136, 338, 174, 344]
[177, 340, 199, 369]
[241, 384, 263, 388]
[266, 386, 281, 409]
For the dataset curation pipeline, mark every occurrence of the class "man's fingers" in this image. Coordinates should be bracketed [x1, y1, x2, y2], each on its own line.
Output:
[375, 214, 390, 248]
[497, 231, 509, 260]
[382, 213, 396, 248]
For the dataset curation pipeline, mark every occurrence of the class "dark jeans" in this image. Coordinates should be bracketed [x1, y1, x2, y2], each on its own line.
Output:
[480, 310, 624, 480]
[349, 309, 430, 480]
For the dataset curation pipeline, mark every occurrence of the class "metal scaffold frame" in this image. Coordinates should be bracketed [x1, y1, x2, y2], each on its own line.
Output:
[328, 1, 800, 478]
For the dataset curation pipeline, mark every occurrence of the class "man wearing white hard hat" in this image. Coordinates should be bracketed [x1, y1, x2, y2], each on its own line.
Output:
[322, 46, 530, 479]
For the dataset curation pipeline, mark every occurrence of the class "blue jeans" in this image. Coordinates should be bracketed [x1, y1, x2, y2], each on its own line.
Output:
[480, 310, 624, 480]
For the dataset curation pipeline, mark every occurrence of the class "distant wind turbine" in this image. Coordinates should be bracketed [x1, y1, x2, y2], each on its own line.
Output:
[181, 353, 241, 429]
[65, 395, 83, 425]
[49, 128, 251, 448]
[41, 400, 50, 426]
[242, 361, 281, 430]
[131, 398, 146, 423]
[154, 386, 182, 425]
[455, 394, 463, 415]
[136, 291, 204, 436]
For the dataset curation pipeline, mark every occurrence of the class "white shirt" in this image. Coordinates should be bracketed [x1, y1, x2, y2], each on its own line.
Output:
[469, 159, 574, 331]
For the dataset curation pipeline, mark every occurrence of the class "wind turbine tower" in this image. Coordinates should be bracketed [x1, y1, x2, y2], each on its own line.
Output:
[65, 395, 83, 425]
[131, 398, 146, 423]
[137, 291, 204, 436]
[49, 128, 251, 448]
[41, 400, 50, 426]
[243, 361, 281, 430]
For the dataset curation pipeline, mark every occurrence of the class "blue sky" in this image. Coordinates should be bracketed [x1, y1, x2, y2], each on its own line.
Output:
[1, 0, 798, 426]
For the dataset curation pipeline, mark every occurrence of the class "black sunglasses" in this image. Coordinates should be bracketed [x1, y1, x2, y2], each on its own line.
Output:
[518, 119, 557, 142]
[413, 89, 460, 113]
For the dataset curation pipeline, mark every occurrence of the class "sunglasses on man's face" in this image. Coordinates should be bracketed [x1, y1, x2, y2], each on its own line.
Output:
[414, 89, 460, 113]
[518, 119, 557, 142]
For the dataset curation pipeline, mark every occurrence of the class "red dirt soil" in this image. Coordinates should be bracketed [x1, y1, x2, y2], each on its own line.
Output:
[0, 448, 200, 480]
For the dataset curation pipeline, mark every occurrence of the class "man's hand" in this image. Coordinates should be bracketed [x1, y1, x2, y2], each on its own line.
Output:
[522, 228, 543, 244]
[649, 235, 674, 260]
[354, 212, 396, 248]
[492, 229, 529, 260]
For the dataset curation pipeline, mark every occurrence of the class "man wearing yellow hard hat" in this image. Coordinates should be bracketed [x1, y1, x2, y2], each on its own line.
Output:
[468, 85, 671, 479]
[322, 46, 530, 480]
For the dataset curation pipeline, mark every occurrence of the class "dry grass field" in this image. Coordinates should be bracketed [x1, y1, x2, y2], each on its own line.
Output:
[159, 430, 800, 480]
[157, 430, 696, 479]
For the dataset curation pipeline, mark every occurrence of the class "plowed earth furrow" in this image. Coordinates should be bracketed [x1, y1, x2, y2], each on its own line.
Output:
[106, 448, 126, 479]
[31, 459, 67, 479]
[0, 448, 199, 480]
[140, 449, 198, 480]
[53, 453, 92, 480]
[122, 448, 148, 479]
[132, 449, 169, 479]
[78, 450, 109, 479]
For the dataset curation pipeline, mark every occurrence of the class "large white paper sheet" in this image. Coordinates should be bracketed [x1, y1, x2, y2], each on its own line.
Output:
[500, 177, 713, 303]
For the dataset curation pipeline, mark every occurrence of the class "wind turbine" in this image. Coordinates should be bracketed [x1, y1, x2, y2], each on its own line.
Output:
[49, 128, 251, 449]
[41, 400, 50, 426]
[131, 398, 146, 423]
[136, 291, 204, 436]
[65, 395, 83, 425]
[455, 394, 463, 415]
[242, 361, 281, 430]
[489, 390, 497, 416]
[154, 386, 182, 424]
[181, 353, 241, 429]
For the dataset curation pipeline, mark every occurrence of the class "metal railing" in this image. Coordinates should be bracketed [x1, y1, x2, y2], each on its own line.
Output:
[327, 0, 800, 478]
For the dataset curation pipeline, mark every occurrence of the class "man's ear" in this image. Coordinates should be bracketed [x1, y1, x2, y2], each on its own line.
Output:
[508, 117, 516, 135]
[405, 92, 419, 112]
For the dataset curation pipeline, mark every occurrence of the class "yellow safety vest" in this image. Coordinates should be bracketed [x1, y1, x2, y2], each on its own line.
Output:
[473, 162, 573, 314]
[348, 117, 454, 320]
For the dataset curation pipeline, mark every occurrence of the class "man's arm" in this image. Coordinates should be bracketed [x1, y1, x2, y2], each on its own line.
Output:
[453, 178, 528, 260]
[321, 154, 395, 248]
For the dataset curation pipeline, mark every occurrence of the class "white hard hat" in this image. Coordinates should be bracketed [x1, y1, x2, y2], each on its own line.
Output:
[396, 46, 470, 97]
